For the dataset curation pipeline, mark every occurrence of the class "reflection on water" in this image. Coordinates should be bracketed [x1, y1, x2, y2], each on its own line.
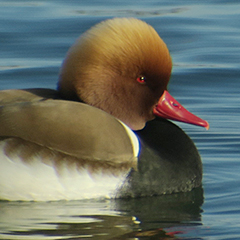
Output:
[0, 187, 203, 239]
[73, 7, 188, 17]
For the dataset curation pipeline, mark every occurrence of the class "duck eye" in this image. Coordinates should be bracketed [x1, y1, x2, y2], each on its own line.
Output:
[137, 76, 146, 84]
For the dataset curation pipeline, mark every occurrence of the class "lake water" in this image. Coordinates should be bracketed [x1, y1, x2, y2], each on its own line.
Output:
[0, 0, 240, 239]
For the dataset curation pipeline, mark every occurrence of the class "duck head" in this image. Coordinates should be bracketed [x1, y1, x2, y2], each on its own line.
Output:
[58, 18, 208, 130]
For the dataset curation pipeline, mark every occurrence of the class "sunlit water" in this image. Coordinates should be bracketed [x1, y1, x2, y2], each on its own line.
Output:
[0, 1, 240, 239]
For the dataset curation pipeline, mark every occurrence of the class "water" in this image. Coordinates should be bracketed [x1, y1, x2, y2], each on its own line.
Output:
[0, 0, 240, 239]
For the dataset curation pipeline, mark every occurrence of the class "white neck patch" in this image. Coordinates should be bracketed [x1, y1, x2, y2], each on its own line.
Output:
[117, 120, 140, 158]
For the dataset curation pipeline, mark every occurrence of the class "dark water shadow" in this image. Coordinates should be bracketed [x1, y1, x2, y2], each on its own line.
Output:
[3, 187, 203, 239]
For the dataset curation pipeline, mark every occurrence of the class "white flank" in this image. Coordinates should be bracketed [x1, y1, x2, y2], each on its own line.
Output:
[0, 142, 129, 201]
[0, 123, 139, 201]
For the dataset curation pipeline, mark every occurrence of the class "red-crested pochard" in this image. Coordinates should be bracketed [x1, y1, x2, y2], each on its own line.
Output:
[0, 18, 208, 201]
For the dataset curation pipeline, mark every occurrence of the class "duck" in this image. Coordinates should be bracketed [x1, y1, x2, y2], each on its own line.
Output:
[0, 18, 208, 201]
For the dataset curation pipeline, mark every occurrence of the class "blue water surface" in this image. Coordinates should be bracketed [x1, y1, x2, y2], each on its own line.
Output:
[0, 0, 240, 239]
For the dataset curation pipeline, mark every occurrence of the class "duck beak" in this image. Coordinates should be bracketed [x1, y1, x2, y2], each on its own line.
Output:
[153, 90, 209, 129]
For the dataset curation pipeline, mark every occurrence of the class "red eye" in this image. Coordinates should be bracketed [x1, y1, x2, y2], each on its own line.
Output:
[137, 76, 146, 84]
